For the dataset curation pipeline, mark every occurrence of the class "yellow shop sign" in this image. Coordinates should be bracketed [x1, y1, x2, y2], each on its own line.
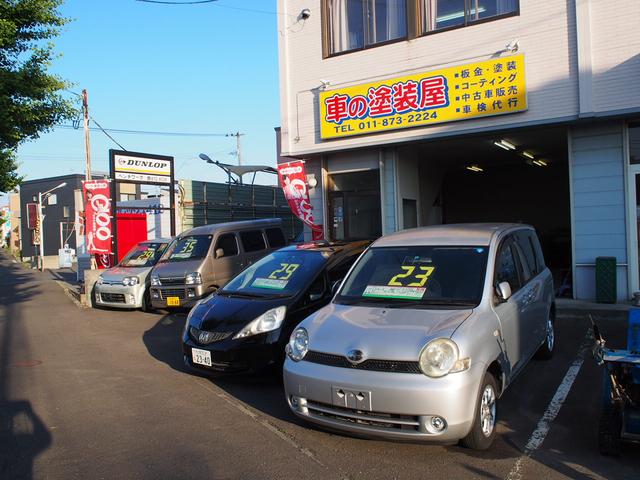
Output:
[319, 54, 527, 140]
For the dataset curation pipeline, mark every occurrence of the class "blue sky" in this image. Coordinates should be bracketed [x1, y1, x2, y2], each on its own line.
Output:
[14, 0, 284, 188]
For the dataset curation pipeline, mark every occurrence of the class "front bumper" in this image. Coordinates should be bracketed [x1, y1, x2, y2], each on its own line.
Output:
[95, 283, 145, 309]
[283, 357, 485, 443]
[182, 329, 283, 375]
[150, 285, 206, 309]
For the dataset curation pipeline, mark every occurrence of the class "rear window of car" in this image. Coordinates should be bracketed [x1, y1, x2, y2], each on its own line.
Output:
[265, 228, 286, 248]
[240, 230, 266, 252]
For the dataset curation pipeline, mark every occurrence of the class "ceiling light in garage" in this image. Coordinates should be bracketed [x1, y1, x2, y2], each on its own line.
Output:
[532, 159, 548, 167]
[494, 139, 516, 151]
[521, 151, 535, 160]
[466, 165, 484, 172]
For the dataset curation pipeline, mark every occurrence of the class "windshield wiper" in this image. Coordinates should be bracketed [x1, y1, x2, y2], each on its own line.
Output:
[218, 291, 270, 300]
[420, 299, 477, 306]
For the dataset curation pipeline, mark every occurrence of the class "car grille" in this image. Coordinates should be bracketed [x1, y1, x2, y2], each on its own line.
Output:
[303, 351, 422, 374]
[160, 288, 185, 299]
[159, 277, 185, 285]
[306, 400, 420, 431]
[189, 327, 232, 345]
[100, 293, 126, 303]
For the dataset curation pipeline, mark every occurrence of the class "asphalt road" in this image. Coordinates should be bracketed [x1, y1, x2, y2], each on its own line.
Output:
[1, 251, 639, 479]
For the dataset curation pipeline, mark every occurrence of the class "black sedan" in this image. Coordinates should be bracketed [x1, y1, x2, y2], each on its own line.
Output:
[182, 240, 370, 375]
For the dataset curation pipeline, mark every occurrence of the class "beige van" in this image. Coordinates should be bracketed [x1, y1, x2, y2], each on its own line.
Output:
[149, 219, 286, 309]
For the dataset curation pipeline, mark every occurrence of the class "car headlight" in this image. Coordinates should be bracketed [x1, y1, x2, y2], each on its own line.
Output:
[97, 275, 104, 285]
[233, 306, 286, 340]
[183, 305, 199, 336]
[122, 276, 139, 286]
[185, 272, 202, 285]
[150, 274, 161, 286]
[286, 327, 309, 362]
[419, 338, 470, 378]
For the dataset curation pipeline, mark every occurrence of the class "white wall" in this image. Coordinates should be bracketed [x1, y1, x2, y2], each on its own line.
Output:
[570, 122, 628, 300]
[278, 0, 581, 156]
[278, 1, 640, 157]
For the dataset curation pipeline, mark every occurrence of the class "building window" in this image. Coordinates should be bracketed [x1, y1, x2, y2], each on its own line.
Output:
[327, 0, 407, 55]
[422, 0, 518, 34]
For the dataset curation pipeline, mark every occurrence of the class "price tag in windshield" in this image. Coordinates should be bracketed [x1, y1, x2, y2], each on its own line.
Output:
[252, 263, 300, 290]
[363, 265, 435, 300]
[171, 239, 197, 259]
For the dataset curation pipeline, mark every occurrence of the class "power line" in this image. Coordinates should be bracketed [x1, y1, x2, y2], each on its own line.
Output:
[89, 117, 127, 151]
[54, 124, 230, 137]
[135, 0, 294, 16]
[136, 0, 219, 4]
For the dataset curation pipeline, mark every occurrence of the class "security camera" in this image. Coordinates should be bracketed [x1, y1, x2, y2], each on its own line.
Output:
[505, 38, 519, 53]
[300, 8, 311, 20]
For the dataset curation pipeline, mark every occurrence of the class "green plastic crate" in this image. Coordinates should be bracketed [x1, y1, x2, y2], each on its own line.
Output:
[596, 256, 617, 304]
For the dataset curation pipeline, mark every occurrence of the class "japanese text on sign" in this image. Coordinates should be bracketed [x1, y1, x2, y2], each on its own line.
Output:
[319, 54, 527, 139]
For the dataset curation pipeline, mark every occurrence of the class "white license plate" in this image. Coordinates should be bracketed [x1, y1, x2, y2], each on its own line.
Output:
[192, 348, 212, 367]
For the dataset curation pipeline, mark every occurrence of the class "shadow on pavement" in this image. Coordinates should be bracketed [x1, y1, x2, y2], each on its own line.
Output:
[0, 253, 52, 480]
[0, 400, 52, 480]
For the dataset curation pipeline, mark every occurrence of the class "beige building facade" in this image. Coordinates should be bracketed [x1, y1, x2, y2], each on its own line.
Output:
[277, 0, 640, 300]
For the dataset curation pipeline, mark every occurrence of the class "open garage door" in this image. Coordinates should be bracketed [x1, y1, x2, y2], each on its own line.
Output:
[397, 126, 571, 296]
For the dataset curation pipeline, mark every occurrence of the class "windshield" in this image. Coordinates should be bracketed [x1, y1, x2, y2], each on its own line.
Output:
[221, 250, 328, 297]
[162, 235, 213, 262]
[119, 242, 169, 268]
[336, 245, 488, 308]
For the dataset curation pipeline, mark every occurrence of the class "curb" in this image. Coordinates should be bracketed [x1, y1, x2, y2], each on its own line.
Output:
[55, 280, 86, 309]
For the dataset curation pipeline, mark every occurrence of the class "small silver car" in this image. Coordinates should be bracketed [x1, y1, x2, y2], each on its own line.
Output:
[283, 224, 555, 450]
[94, 238, 172, 311]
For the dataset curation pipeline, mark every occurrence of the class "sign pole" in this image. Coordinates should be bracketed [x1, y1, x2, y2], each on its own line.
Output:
[109, 150, 119, 262]
[83, 89, 92, 181]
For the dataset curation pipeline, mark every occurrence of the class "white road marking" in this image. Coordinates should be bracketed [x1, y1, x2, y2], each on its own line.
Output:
[506, 330, 593, 480]
[195, 378, 326, 468]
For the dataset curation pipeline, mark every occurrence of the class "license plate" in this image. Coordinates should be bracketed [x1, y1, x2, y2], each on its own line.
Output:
[192, 348, 212, 367]
[167, 296, 180, 306]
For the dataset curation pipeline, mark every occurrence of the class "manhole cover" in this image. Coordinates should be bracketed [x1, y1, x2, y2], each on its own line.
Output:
[12, 360, 42, 367]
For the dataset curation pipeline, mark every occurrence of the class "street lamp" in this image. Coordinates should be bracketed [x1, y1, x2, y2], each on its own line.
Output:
[38, 182, 67, 271]
[199, 153, 215, 164]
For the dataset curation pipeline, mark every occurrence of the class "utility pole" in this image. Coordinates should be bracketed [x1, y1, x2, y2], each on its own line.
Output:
[227, 131, 244, 166]
[82, 89, 92, 181]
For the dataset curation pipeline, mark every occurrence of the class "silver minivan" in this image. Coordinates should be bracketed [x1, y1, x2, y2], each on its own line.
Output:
[284, 224, 555, 450]
[150, 219, 286, 309]
[94, 238, 173, 311]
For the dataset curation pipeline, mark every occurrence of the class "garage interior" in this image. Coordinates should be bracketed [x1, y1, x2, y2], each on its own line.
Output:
[397, 126, 571, 294]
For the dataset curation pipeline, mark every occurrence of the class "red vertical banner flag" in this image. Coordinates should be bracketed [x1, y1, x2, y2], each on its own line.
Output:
[277, 161, 323, 240]
[83, 180, 113, 262]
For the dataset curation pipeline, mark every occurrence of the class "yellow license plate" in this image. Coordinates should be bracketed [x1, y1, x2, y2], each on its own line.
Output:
[167, 297, 181, 307]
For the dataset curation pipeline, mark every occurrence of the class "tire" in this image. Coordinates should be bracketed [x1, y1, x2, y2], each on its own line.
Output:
[90, 285, 99, 309]
[460, 373, 498, 450]
[141, 289, 154, 313]
[598, 404, 622, 456]
[535, 312, 555, 360]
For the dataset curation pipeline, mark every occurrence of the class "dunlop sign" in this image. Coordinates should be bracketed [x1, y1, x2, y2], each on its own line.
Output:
[319, 54, 527, 139]
[113, 153, 172, 184]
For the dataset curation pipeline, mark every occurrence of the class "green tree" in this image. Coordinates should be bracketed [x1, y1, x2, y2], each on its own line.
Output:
[0, 0, 76, 192]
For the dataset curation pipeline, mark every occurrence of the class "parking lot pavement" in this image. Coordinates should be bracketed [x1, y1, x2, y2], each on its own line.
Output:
[1, 256, 639, 479]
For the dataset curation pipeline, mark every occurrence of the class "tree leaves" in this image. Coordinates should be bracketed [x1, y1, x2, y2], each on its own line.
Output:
[0, 0, 76, 192]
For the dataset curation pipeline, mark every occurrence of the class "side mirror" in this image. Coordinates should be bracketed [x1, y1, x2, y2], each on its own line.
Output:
[496, 281, 512, 302]
[331, 280, 342, 296]
[215, 248, 225, 259]
[309, 292, 323, 302]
